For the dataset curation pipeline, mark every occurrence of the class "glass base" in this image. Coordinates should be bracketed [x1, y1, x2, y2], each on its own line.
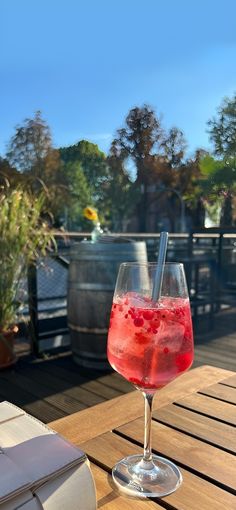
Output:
[112, 454, 182, 498]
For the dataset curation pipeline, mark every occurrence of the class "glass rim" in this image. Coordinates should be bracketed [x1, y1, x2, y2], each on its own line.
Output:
[120, 262, 184, 268]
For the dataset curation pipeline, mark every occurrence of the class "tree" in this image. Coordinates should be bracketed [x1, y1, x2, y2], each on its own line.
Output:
[59, 140, 109, 206]
[105, 141, 139, 231]
[161, 127, 187, 167]
[6, 111, 52, 176]
[175, 150, 209, 229]
[110, 105, 193, 231]
[113, 105, 164, 182]
[199, 155, 236, 226]
[62, 161, 92, 230]
[112, 105, 166, 231]
[5, 112, 70, 224]
[206, 93, 236, 226]
[0, 157, 21, 187]
[207, 93, 236, 158]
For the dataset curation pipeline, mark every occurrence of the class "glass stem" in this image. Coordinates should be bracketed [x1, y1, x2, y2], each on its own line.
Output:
[142, 392, 154, 467]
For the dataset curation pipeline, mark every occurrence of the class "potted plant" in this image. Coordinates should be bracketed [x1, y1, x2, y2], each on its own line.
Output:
[0, 187, 55, 367]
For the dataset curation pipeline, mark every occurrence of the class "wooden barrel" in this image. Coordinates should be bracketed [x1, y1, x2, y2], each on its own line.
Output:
[67, 241, 147, 369]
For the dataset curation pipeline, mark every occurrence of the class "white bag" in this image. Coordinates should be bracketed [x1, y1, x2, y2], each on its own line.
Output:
[0, 402, 97, 509]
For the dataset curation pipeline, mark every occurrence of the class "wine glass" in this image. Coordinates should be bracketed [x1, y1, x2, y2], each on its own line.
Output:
[107, 262, 194, 498]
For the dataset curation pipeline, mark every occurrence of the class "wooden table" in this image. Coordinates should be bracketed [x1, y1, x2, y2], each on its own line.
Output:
[50, 365, 236, 509]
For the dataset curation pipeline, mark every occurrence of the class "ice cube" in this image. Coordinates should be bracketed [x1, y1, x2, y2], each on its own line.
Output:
[155, 320, 185, 353]
[125, 292, 152, 309]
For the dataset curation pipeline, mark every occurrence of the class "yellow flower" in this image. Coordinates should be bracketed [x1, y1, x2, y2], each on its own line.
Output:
[83, 206, 98, 222]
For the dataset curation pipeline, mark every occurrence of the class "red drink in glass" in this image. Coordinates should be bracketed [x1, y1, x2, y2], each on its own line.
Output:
[107, 293, 194, 391]
[107, 262, 194, 498]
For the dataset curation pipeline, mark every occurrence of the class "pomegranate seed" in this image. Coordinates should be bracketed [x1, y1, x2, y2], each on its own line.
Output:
[134, 317, 144, 327]
[142, 310, 154, 320]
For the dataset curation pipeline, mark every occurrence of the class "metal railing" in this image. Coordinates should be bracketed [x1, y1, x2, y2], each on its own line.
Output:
[24, 230, 236, 354]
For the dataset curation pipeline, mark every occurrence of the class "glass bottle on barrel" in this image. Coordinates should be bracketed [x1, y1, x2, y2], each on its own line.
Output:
[107, 262, 194, 498]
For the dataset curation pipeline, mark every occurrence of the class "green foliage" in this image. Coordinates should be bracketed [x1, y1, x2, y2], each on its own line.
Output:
[199, 155, 236, 226]
[4, 94, 235, 233]
[206, 94, 236, 224]
[0, 157, 21, 187]
[207, 93, 236, 158]
[199, 155, 236, 190]
[5, 112, 73, 225]
[0, 187, 55, 330]
[62, 161, 92, 229]
[59, 140, 109, 204]
[199, 155, 223, 176]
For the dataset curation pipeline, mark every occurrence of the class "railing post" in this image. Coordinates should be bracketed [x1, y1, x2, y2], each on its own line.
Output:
[218, 234, 223, 277]
[27, 263, 39, 355]
[188, 232, 193, 258]
[217, 234, 223, 310]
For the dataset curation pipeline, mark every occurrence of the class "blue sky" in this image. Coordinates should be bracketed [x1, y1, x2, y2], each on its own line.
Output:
[1, 0, 236, 157]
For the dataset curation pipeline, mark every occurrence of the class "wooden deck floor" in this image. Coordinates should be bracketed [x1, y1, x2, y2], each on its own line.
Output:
[0, 307, 235, 423]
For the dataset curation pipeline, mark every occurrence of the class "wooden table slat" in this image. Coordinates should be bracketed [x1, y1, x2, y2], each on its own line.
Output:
[50, 366, 234, 443]
[50, 366, 236, 509]
[116, 418, 236, 492]
[175, 393, 236, 425]
[153, 403, 236, 453]
[198, 382, 236, 404]
[90, 463, 163, 509]
[84, 434, 236, 510]
[220, 374, 236, 388]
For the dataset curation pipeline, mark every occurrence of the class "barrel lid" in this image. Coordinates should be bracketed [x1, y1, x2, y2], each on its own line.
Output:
[70, 240, 147, 256]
